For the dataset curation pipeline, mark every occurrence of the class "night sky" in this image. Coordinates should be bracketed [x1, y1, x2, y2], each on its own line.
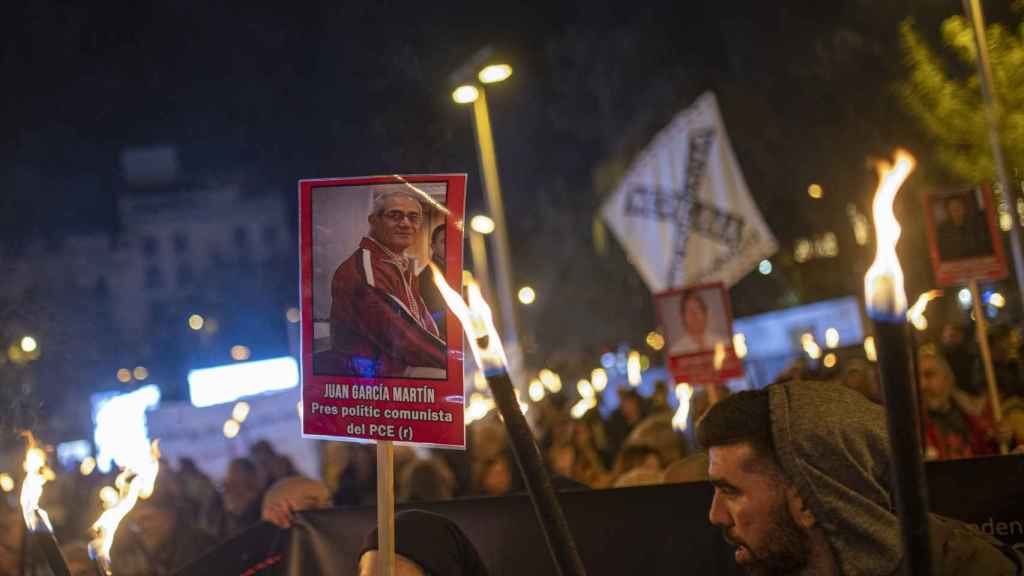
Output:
[1, 0, 1003, 406]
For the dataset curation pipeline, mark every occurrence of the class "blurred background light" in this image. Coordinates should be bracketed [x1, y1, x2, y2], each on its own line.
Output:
[230, 345, 251, 361]
[92, 384, 161, 474]
[188, 356, 298, 408]
[645, 331, 665, 351]
[232, 401, 251, 423]
[223, 419, 240, 439]
[19, 336, 37, 353]
[517, 286, 536, 305]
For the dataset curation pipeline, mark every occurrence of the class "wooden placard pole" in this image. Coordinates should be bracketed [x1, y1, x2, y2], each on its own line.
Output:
[968, 280, 1007, 454]
[376, 440, 396, 576]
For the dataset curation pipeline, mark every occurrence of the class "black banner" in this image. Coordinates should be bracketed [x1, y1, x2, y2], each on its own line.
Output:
[178, 454, 1024, 575]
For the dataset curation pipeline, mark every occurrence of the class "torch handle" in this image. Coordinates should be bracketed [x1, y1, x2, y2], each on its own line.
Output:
[875, 321, 934, 576]
[486, 371, 587, 576]
[28, 527, 72, 576]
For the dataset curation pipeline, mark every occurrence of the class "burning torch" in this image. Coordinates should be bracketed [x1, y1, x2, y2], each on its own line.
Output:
[430, 263, 587, 576]
[88, 440, 161, 576]
[863, 149, 933, 575]
[19, 432, 71, 576]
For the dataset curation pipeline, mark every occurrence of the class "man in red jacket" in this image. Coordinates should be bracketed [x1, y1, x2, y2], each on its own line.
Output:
[323, 190, 446, 379]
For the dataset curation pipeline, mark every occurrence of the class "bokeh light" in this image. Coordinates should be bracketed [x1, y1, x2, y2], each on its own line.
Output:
[223, 419, 240, 439]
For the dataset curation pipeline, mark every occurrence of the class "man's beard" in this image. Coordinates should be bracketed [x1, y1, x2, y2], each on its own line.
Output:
[723, 502, 809, 575]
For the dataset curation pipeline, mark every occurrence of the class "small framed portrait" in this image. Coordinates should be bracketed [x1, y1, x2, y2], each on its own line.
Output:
[299, 174, 466, 448]
[654, 282, 743, 384]
[924, 186, 1008, 286]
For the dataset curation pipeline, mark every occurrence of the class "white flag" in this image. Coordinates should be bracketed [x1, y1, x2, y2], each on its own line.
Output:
[602, 92, 777, 292]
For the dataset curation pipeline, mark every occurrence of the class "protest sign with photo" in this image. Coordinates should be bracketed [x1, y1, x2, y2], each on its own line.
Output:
[655, 282, 742, 385]
[299, 174, 466, 448]
[923, 185, 1008, 286]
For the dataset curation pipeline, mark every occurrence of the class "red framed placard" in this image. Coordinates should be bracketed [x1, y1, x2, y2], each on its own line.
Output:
[654, 282, 743, 385]
[299, 174, 466, 448]
[923, 185, 1008, 287]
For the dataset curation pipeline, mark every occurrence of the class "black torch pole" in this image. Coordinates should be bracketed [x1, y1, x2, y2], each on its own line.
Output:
[29, 511, 71, 576]
[484, 368, 587, 576]
[873, 320, 933, 575]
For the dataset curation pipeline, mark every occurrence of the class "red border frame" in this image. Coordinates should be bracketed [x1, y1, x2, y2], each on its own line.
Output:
[653, 281, 743, 385]
[298, 174, 466, 448]
[923, 185, 1008, 287]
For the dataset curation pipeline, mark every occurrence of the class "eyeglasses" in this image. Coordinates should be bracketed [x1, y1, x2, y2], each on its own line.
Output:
[381, 210, 422, 225]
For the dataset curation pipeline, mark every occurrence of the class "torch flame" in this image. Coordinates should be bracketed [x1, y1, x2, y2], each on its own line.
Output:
[671, 383, 694, 432]
[864, 149, 916, 319]
[907, 290, 943, 331]
[19, 432, 55, 533]
[89, 440, 161, 575]
[430, 262, 508, 374]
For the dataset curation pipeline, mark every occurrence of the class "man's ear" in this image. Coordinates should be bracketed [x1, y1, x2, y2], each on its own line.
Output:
[785, 484, 816, 529]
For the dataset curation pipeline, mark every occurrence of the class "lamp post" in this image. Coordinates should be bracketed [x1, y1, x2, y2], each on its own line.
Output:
[469, 215, 497, 309]
[452, 58, 522, 377]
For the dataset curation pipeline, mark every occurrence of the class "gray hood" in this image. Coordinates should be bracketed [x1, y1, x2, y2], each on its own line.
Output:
[769, 381, 901, 575]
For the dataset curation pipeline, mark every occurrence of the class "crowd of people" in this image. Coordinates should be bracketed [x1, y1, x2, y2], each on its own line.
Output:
[3, 319, 1024, 574]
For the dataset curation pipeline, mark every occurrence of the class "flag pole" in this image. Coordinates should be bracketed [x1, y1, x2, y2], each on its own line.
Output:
[962, 0, 1024, 308]
[968, 280, 1007, 453]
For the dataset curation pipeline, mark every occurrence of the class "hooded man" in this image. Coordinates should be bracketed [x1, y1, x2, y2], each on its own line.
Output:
[325, 190, 446, 379]
[697, 381, 1021, 575]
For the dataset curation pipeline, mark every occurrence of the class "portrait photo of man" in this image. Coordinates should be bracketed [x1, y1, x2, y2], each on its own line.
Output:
[311, 185, 449, 380]
[934, 191, 993, 262]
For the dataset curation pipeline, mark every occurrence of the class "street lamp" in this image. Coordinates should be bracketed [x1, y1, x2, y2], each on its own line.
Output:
[451, 52, 521, 376]
[468, 215, 496, 309]
[478, 64, 512, 84]
[19, 336, 37, 353]
[452, 85, 479, 104]
[470, 215, 495, 235]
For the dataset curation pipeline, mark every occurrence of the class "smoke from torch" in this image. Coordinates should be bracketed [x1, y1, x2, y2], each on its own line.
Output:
[20, 432, 56, 533]
[89, 440, 161, 575]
